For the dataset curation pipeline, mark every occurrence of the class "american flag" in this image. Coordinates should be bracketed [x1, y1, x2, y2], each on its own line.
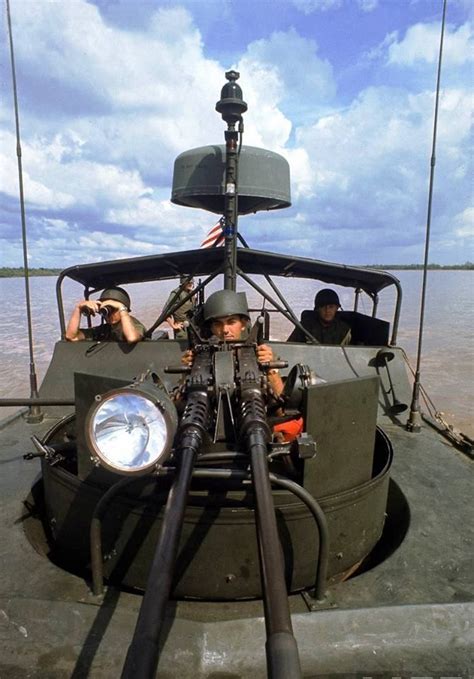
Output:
[200, 217, 225, 248]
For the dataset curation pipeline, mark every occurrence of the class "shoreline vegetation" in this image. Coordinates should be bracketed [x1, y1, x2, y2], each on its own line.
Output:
[1, 263, 473, 278]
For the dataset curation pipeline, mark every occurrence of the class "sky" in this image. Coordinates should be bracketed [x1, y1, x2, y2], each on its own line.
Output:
[0, 0, 472, 268]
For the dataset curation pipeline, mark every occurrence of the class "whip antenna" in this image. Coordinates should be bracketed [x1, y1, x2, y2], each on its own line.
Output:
[6, 0, 43, 423]
[407, 0, 447, 432]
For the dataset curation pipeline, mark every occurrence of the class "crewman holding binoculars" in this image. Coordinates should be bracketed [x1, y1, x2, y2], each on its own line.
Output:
[65, 286, 145, 343]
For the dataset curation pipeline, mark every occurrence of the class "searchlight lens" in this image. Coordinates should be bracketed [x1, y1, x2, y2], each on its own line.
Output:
[86, 387, 177, 475]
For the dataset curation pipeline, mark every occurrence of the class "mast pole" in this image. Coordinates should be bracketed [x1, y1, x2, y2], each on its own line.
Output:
[407, 0, 447, 432]
[216, 71, 247, 291]
[5, 0, 43, 423]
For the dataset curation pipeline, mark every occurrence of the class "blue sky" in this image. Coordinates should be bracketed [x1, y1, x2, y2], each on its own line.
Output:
[0, 0, 472, 267]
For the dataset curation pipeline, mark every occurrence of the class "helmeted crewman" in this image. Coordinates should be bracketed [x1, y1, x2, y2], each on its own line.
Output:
[65, 286, 145, 343]
[163, 275, 196, 340]
[181, 290, 304, 441]
[287, 288, 351, 345]
[182, 289, 284, 396]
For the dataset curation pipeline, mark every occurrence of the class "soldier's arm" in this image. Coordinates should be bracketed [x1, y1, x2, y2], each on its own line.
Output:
[65, 300, 99, 341]
[256, 344, 284, 396]
[105, 300, 144, 343]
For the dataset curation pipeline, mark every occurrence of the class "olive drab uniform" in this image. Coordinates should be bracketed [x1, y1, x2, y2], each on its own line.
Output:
[164, 288, 195, 339]
[287, 311, 351, 345]
[82, 316, 146, 342]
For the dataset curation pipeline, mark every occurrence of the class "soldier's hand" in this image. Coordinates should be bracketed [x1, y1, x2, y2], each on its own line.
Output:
[167, 316, 183, 330]
[78, 300, 101, 315]
[256, 344, 274, 365]
[181, 349, 195, 367]
[100, 299, 122, 311]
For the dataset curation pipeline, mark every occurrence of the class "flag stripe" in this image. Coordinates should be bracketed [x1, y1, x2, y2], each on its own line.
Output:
[201, 233, 223, 247]
[200, 217, 225, 248]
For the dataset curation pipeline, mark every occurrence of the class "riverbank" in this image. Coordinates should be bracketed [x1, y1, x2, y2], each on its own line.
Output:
[1, 263, 473, 277]
[0, 267, 62, 277]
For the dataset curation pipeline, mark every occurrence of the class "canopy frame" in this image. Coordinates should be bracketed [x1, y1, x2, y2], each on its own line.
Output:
[56, 247, 402, 344]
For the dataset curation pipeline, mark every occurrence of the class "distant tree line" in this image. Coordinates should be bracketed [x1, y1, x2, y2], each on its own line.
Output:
[365, 262, 473, 270]
[0, 262, 472, 278]
[0, 267, 62, 278]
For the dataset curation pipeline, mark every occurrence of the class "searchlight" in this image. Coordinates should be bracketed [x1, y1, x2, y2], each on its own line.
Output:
[85, 382, 178, 475]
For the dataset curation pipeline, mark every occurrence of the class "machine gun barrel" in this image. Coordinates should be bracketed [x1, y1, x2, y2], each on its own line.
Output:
[237, 347, 302, 679]
[121, 350, 212, 679]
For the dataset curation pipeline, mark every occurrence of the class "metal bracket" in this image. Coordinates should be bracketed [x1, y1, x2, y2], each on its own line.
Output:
[301, 589, 336, 612]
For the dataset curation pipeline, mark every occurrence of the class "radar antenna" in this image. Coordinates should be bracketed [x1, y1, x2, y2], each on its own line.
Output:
[215, 70, 247, 290]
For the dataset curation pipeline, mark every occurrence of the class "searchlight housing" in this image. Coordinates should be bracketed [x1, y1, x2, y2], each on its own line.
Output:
[85, 381, 178, 476]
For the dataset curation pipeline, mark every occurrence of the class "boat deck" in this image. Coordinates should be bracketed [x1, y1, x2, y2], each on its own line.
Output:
[1, 412, 473, 677]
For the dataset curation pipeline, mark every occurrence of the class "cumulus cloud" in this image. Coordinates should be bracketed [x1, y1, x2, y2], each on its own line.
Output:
[106, 195, 214, 249]
[238, 28, 335, 125]
[5, 216, 161, 268]
[453, 208, 474, 239]
[0, 1, 471, 267]
[18, 3, 213, 112]
[292, 0, 377, 13]
[358, 0, 378, 12]
[292, 0, 342, 14]
[281, 148, 314, 199]
[289, 82, 472, 261]
[388, 21, 473, 66]
[12, 2, 226, 174]
[0, 131, 75, 208]
[1, 128, 158, 213]
[230, 61, 292, 150]
[3, 2, 333, 226]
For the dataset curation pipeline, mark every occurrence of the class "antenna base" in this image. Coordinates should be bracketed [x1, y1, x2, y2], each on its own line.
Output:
[406, 409, 422, 433]
[25, 405, 44, 424]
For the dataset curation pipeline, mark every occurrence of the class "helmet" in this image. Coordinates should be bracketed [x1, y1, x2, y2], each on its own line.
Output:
[180, 274, 194, 285]
[314, 288, 340, 309]
[203, 290, 250, 322]
[99, 286, 131, 310]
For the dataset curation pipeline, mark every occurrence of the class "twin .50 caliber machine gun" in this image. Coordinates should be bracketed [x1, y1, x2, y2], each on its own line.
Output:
[118, 329, 303, 678]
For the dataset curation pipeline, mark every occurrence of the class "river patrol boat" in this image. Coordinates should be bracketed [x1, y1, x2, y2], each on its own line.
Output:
[1, 71, 472, 678]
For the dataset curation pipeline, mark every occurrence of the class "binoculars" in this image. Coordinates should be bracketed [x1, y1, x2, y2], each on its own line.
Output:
[82, 304, 114, 318]
[99, 305, 114, 317]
